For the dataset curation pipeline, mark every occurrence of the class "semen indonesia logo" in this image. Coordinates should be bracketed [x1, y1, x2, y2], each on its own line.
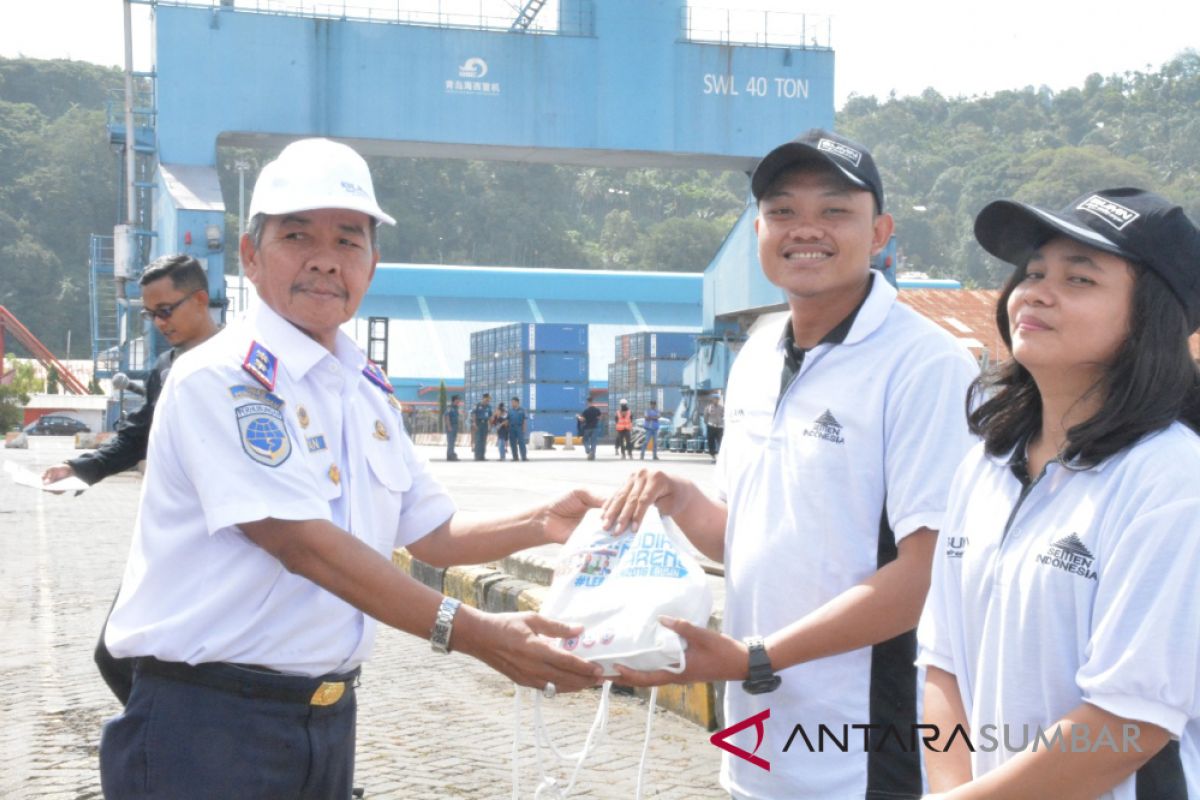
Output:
[237, 400, 292, 467]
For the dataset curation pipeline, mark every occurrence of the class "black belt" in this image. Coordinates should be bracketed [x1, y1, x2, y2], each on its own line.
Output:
[134, 657, 359, 707]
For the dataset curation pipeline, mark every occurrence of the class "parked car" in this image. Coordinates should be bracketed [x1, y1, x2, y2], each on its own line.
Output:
[24, 415, 91, 436]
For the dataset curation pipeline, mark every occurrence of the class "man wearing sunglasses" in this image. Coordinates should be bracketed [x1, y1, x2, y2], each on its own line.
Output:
[42, 253, 218, 704]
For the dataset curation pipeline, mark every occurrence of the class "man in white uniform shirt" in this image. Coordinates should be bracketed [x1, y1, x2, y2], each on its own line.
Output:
[603, 129, 978, 798]
[99, 138, 602, 799]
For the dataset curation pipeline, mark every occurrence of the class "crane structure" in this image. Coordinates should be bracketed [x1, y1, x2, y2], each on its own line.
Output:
[0, 306, 90, 395]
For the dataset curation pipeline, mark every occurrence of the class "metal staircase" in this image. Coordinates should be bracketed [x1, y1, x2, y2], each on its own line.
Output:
[509, 0, 547, 31]
[91, 71, 157, 377]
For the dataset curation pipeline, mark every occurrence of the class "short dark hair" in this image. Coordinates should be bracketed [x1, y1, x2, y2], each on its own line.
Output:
[450, 394, 461, 402]
[510, 396, 520, 403]
[140, 254, 207, 295]
[482, 392, 490, 399]
[246, 212, 378, 251]
[969, 261, 1200, 466]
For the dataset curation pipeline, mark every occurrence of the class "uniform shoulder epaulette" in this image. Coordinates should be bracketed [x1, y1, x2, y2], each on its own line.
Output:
[242, 341, 278, 391]
[362, 360, 394, 395]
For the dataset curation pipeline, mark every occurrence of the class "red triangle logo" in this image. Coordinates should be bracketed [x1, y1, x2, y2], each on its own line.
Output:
[709, 708, 771, 772]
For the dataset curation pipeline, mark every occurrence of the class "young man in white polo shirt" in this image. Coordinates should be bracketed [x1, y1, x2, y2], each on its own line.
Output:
[604, 129, 978, 798]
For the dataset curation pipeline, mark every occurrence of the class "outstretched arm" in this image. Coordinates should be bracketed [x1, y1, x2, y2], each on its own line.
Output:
[240, 516, 603, 692]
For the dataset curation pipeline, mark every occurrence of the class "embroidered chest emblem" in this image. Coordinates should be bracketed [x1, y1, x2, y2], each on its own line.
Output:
[1034, 533, 1098, 581]
[802, 409, 845, 445]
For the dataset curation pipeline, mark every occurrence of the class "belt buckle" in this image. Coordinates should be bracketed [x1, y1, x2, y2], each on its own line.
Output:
[310, 681, 345, 706]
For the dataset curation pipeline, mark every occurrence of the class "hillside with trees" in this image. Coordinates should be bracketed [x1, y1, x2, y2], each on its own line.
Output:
[838, 51, 1200, 286]
[1, 51, 1197, 357]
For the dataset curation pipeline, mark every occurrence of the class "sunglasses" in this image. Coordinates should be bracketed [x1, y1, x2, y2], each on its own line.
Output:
[141, 290, 200, 322]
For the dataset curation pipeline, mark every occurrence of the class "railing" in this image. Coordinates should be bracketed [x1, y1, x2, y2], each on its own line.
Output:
[682, 6, 831, 49]
[138, 0, 595, 37]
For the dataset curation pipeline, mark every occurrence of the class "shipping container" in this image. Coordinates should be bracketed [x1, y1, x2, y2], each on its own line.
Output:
[518, 323, 587, 354]
[493, 352, 588, 383]
[637, 358, 687, 386]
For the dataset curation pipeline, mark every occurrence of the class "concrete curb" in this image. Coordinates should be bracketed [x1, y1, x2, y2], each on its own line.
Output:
[393, 547, 721, 730]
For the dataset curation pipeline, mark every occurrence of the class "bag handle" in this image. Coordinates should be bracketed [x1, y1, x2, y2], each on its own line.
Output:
[511, 681, 660, 800]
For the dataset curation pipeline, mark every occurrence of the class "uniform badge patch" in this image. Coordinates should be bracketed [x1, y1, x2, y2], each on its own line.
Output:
[242, 341, 279, 391]
[229, 384, 285, 409]
[306, 434, 327, 452]
[297, 405, 310, 429]
[373, 419, 390, 441]
[362, 360, 393, 394]
[328, 464, 341, 485]
[236, 402, 292, 467]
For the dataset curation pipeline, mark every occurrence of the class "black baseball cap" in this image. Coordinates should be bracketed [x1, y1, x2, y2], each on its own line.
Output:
[751, 128, 884, 212]
[975, 187, 1200, 329]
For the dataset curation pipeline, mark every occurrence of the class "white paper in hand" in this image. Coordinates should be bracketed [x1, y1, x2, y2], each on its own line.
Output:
[3, 461, 89, 494]
[540, 507, 712, 677]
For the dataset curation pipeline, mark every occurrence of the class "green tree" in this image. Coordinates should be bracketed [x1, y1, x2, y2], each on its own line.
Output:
[437, 380, 447, 433]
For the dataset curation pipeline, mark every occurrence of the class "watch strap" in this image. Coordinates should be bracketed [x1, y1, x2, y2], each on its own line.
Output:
[430, 597, 462, 655]
[742, 636, 782, 694]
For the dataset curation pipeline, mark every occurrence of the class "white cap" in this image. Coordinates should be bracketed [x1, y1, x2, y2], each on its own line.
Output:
[248, 138, 396, 226]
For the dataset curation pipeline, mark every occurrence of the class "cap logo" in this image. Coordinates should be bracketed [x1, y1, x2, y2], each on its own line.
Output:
[1077, 195, 1139, 231]
[341, 181, 368, 198]
[817, 138, 862, 167]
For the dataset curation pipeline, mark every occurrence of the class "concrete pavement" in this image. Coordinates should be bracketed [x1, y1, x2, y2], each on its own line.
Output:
[0, 436, 726, 799]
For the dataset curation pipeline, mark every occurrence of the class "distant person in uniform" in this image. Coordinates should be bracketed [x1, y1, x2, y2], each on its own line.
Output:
[492, 401, 510, 460]
[98, 138, 603, 800]
[600, 129, 978, 799]
[919, 189, 1200, 798]
[507, 396, 528, 462]
[576, 398, 602, 460]
[639, 399, 660, 461]
[703, 393, 724, 462]
[444, 394, 462, 461]
[41, 253, 218, 705]
[614, 398, 634, 460]
[472, 392, 492, 461]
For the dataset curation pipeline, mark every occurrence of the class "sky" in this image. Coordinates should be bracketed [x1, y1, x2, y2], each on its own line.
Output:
[1, 1, 1197, 108]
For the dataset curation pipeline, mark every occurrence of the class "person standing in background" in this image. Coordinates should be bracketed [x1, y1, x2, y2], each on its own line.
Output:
[639, 399, 660, 461]
[493, 402, 509, 461]
[704, 393, 725, 462]
[507, 397, 528, 462]
[614, 399, 634, 460]
[472, 392, 492, 461]
[444, 394, 462, 461]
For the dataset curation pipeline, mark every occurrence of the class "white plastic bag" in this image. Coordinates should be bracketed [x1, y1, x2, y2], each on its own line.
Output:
[510, 508, 714, 799]
[540, 506, 714, 675]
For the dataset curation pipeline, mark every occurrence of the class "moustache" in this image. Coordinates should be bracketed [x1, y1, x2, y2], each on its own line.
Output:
[292, 282, 349, 299]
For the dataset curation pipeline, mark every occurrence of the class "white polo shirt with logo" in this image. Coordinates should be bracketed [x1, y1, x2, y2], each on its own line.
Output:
[716, 276, 978, 798]
[917, 424, 1200, 799]
[106, 302, 456, 677]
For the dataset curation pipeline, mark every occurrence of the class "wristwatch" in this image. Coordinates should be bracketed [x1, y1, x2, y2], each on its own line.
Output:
[741, 636, 782, 695]
[430, 597, 462, 655]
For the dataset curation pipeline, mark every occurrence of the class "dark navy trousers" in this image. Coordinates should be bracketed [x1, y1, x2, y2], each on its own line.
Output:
[100, 663, 357, 799]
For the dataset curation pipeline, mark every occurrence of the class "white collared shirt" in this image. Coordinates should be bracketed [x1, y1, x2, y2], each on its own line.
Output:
[106, 303, 455, 677]
[918, 425, 1200, 799]
[716, 277, 979, 798]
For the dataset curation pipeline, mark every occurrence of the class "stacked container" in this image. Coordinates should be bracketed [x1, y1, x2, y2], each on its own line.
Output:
[608, 331, 698, 425]
[464, 323, 589, 437]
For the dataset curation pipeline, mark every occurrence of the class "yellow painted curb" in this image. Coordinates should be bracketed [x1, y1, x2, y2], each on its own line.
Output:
[444, 564, 503, 609]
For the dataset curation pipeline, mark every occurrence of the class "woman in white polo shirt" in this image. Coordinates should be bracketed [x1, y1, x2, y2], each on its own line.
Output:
[917, 188, 1200, 799]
